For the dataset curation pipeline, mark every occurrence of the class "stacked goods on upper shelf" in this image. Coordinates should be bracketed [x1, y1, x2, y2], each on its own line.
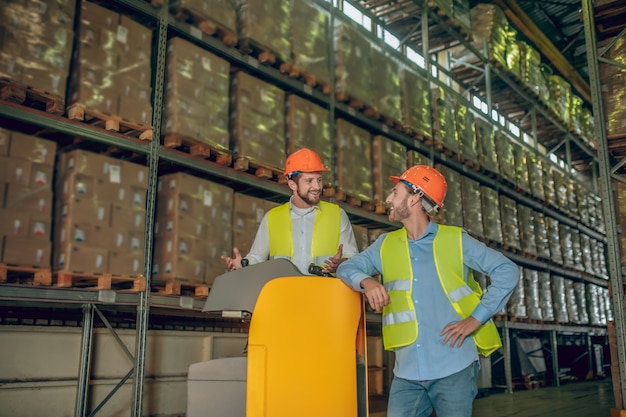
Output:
[480, 186, 503, 244]
[534, 212, 550, 260]
[542, 162, 557, 208]
[428, 0, 472, 33]
[517, 204, 537, 257]
[523, 269, 543, 321]
[517, 41, 550, 105]
[163, 37, 230, 152]
[335, 119, 372, 204]
[551, 275, 569, 323]
[369, 41, 402, 124]
[153, 173, 233, 285]
[54, 150, 148, 275]
[512, 142, 530, 195]
[408, 150, 434, 167]
[169, 0, 237, 45]
[499, 195, 521, 251]
[434, 164, 462, 227]
[613, 181, 626, 267]
[539, 271, 555, 322]
[548, 74, 572, 127]
[230, 71, 285, 171]
[237, 0, 290, 63]
[599, 36, 626, 138]
[232, 192, 279, 259]
[286, 95, 333, 188]
[460, 176, 483, 239]
[527, 152, 545, 201]
[400, 66, 432, 139]
[546, 216, 563, 265]
[558, 223, 575, 269]
[508, 267, 527, 320]
[334, 18, 371, 106]
[475, 117, 499, 175]
[371, 135, 407, 211]
[456, 102, 478, 167]
[0, 129, 56, 267]
[290, 0, 331, 89]
[431, 87, 459, 155]
[495, 130, 515, 186]
[0, 0, 75, 99]
[69, 1, 152, 124]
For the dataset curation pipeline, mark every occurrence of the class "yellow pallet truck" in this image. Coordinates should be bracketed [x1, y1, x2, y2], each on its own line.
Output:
[186, 259, 369, 417]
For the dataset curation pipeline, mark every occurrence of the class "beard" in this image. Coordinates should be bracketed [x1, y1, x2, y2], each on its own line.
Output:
[389, 196, 411, 221]
[297, 187, 321, 206]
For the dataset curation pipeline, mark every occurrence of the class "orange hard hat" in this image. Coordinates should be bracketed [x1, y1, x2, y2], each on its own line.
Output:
[390, 165, 447, 209]
[284, 148, 328, 177]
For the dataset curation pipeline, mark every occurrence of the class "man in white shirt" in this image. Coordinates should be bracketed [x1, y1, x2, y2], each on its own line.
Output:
[221, 148, 359, 275]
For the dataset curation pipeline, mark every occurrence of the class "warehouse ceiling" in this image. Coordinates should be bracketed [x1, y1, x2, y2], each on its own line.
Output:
[356, 0, 626, 177]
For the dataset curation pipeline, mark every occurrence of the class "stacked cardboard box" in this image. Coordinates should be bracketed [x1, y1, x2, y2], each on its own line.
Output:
[0, 130, 56, 267]
[480, 186, 503, 244]
[69, 1, 152, 124]
[548, 74, 571, 127]
[538, 271, 555, 322]
[551, 275, 569, 323]
[400, 66, 431, 138]
[232, 192, 279, 257]
[527, 152, 545, 201]
[334, 19, 371, 105]
[286, 95, 333, 188]
[231, 71, 285, 170]
[512, 142, 530, 194]
[435, 165, 462, 227]
[408, 151, 433, 167]
[431, 87, 459, 154]
[475, 118, 499, 175]
[291, 0, 331, 87]
[153, 173, 233, 285]
[517, 204, 537, 256]
[164, 37, 230, 150]
[499, 195, 520, 250]
[370, 42, 401, 123]
[170, 0, 237, 38]
[534, 212, 550, 260]
[0, 0, 75, 97]
[546, 216, 563, 265]
[237, 0, 290, 63]
[371, 135, 407, 208]
[54, 150, 148, 275]
[461, 176, 483, 239]
[600, 36, 626, 138]
[456, 102, 478, 166]
[335, 119, 372, 203]
[523, 269, 542, 321]
[517, 41, 550, 105]
[495, 131, 515, 185]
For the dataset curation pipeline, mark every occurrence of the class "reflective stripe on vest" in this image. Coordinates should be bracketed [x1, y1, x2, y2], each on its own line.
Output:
[380, 225, 502, 356]
[432, 225, 502, 357]
[267, 201, 341, 266]
[380, 228, 418, 351]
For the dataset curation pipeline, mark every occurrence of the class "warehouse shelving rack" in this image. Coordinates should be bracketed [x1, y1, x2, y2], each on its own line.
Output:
[0, 0, 614, 414]
[581, 0, 626, 408]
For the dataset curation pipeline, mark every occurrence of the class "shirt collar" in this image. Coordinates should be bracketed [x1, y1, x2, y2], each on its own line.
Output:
[289, 196, 319, 215]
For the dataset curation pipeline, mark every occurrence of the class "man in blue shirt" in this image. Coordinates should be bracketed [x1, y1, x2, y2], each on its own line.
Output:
[336, 165, 519, 417]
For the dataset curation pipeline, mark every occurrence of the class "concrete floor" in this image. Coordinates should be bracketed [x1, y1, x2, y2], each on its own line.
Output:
[370, 378, 615, 417]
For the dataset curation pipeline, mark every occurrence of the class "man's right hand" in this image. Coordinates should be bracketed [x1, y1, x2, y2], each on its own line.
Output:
[221, 247, 243, 271]
[360, 277, 390, 313]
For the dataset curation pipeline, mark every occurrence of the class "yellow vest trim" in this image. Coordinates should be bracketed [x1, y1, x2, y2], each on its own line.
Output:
[267, 201, 341, 266]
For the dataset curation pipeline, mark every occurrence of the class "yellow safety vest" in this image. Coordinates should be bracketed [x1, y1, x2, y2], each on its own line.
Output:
[267, 201, 341, 268]
[380, 225, 502, 356]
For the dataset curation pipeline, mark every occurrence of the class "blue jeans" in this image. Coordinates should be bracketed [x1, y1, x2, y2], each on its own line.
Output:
[387, 361, 479, 417]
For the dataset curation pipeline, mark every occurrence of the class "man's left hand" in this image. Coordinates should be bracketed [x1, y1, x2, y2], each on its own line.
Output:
[440, 316, 482, 349]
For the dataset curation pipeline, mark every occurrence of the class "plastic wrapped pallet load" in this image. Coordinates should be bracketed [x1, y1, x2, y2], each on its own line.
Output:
[461, 176, 483, 239]
[335, 119, 372, 204]
[479, 186, 503, 244]
[400, 65, 432, 139]
[334, 18, 371, 105]
[237, 0, 290, 63]
[371, 135, 407, 212]
[369, 41, 402, 123]
[435, 165, 463, 227]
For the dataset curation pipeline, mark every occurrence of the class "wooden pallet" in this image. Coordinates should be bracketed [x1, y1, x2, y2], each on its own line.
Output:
[164, 133, 232, 165]
[238, 38, 286, 66]
[67, 104, 153, 140]
[170, 4, 238, 47]
[0, 264, 52, 286]
[0, 78, 64, 115]
[233, 157, 287, 183]
[334, 189, 375, 212]
[335, 91, 367, 111]
[152, 280, 209, 297]
[279, 63, 332, 95]
[54, 270, 146, 291]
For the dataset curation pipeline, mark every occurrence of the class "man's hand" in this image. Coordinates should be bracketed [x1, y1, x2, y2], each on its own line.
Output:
[220, 247, 243, 271]
[440, 316, 482, 349]
[323, 244, 345, 274]
[360, 277, 390, 313]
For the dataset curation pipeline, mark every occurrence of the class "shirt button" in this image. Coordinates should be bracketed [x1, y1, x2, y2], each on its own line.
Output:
[416, 344, 421, 348]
